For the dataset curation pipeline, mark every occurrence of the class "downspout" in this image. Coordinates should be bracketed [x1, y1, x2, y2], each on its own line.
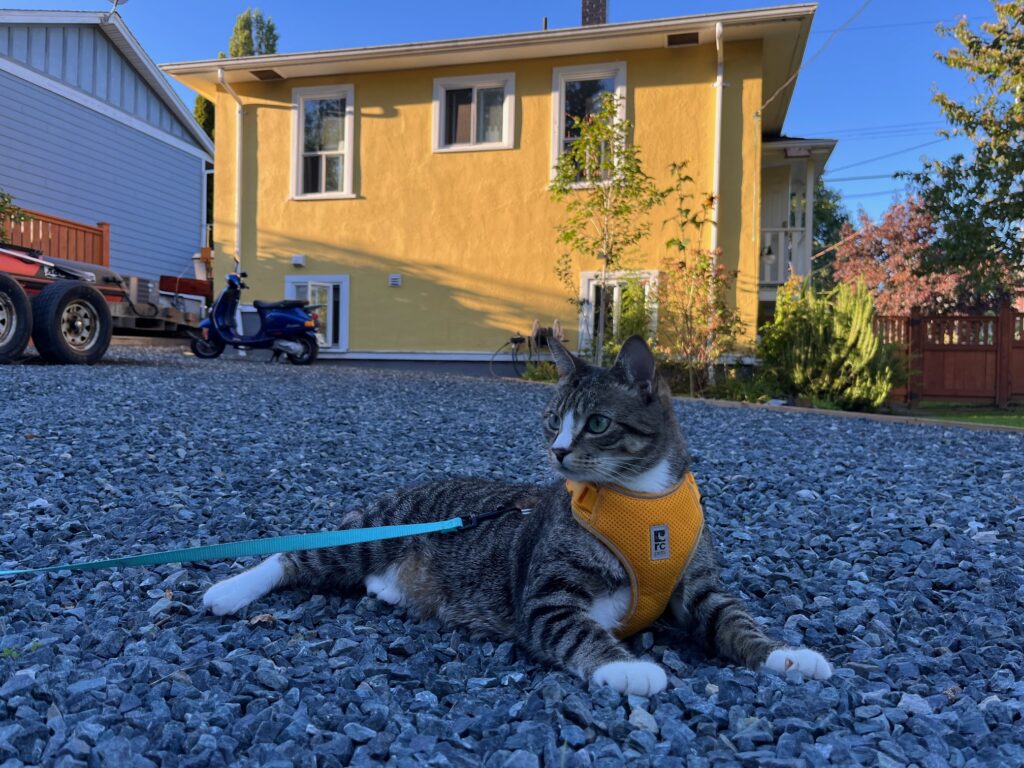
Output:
[710, 22, 724, 255]
[218, 68, 244, 267]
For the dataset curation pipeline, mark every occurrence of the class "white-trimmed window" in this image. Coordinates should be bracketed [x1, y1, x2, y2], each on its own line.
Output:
[292, 85, 355, 199]
[551, 62, 626, 176]
[432, 74, 515, 152]
[578, 270, 658, 353]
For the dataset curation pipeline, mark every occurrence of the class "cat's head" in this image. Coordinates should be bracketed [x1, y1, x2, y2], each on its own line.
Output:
[541, 335, 686, 488]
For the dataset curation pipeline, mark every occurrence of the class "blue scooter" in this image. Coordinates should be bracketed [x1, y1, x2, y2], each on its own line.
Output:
[190, 258, 320, 365]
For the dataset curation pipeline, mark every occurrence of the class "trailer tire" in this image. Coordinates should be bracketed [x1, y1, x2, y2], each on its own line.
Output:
[31, 281, 112, 365]
[0, 274, 32, 363]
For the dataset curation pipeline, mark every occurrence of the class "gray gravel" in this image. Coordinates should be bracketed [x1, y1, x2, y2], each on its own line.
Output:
[1, 346, 1023, 767]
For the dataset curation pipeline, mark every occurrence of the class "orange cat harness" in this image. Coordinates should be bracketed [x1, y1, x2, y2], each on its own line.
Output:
[566, 472, 705, 639]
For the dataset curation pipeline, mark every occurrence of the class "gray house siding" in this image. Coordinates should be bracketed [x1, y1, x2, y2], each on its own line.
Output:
[0, 23, 201, 149]
[0, 67, 204, 279]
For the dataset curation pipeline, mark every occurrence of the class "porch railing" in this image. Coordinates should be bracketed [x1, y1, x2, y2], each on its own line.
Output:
[2, 209, 110, 267]
[759, 227, 809, 286]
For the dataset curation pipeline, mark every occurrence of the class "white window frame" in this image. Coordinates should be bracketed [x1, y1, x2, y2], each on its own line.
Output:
[284, 274, 350, 351]
[550, 62, 627, 180]
[432, 73, 516, 153]
[578, 269, 658, 354]
[291, 85, 355, 200]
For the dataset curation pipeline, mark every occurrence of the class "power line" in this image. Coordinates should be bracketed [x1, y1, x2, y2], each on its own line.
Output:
[826, 138, 947, 174]
[823, 173, 898, 182]
[809, 17, 968, 34]
[841, 188, 905, 199]
[759, 0, 874, 115]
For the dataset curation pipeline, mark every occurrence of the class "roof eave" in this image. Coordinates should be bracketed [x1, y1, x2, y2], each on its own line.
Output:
[0, 9, 213, 157]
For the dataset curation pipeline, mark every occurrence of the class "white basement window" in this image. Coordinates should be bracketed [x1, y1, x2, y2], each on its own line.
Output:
[292, 85, 355, 199]
[550, 62, 626, 177]
[432, 74, 515, 152]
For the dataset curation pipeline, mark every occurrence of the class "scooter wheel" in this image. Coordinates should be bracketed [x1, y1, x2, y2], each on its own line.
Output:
[190, 335, 225, 359]
[287, 336, 318, 365]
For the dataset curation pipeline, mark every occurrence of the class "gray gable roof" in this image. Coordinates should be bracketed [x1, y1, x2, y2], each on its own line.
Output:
[0, 9, 213, 157]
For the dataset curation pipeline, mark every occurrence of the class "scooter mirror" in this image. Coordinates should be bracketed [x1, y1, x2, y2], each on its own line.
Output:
[232, 254, 241, 273]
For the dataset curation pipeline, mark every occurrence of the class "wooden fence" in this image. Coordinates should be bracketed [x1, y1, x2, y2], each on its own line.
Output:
[2, 209, 110, 267]
[875, 305, 1024, 407]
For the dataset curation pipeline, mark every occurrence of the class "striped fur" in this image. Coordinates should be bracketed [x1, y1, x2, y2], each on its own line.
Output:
[204, 336, 830, 692]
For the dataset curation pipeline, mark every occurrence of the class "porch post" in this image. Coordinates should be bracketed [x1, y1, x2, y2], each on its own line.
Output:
[804, 156, 815, 277]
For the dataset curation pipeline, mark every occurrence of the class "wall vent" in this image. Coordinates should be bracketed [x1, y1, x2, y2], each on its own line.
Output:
[666, 32, 700, 47]
[388, 273, 402, 287]
[250, 69, 284, 81]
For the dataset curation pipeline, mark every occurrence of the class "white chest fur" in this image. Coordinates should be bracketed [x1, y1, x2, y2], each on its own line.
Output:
[587, 586, 631, 631]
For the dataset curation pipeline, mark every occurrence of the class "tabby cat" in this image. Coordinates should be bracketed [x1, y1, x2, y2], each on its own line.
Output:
[203, 336, 831, 695]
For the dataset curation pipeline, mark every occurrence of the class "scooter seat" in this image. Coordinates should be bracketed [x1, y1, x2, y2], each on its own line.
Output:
[253, 299, 308, 310]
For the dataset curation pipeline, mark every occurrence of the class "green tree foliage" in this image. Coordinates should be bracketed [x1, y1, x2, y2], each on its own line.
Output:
[192, 10, 278, 142]
[550, 93, 667, 363]
[810, 178, 851, 289]
[654, 163, 742, 395]
[228, 8, 279, 58]
[907, 2, 1024, 305]
[758, 277, 901, 410]
[0, 189, 28, 245]
[194, 93, 215, 140]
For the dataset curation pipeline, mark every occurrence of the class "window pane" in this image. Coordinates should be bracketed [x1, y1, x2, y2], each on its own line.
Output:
[477, 87, 504, 143]
[325, 155, 343, 192]
[302, 155, 321, 194]
[444, 88, 472, 145]
[304, 97, 345, 152]
[564, 76, 616, 138]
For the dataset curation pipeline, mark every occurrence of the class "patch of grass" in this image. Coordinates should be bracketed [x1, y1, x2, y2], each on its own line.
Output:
[915, 403, 1024, 429]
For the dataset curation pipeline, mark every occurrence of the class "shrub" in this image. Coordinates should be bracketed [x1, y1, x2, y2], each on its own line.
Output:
[0, 189, 28, 245]
[653, 163, 743, 396]
[758, 277, 903, 410]
[522, 361, 559, 382]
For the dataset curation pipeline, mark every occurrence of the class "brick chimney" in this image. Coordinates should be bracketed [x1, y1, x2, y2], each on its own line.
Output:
[582, 0, 607, 26]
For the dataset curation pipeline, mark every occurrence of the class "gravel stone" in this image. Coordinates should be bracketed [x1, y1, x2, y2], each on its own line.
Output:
[1, 346, 1022, 766]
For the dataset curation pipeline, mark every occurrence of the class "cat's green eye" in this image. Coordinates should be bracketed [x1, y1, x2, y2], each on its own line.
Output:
[586, 414, 611, 434]
[545, 413, 561, 431]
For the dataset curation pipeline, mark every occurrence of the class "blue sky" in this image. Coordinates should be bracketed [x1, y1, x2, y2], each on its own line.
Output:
[18, 0, 996, 220]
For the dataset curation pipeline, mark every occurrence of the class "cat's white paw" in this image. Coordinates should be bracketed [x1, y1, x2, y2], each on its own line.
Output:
[203, 555, 284, 616]
[591, 661, 668, 696]
[364, 565, 406, 606]
[764, 648, 833, 681]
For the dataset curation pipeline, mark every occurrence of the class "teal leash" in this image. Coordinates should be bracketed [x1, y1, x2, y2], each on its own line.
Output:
[0, 517, 465, 578]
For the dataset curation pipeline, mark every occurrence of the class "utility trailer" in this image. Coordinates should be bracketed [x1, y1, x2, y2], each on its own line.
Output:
[0, 243, 202, 364]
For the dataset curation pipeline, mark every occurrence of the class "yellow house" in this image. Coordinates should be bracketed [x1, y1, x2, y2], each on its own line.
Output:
[163, 2, 834, 364]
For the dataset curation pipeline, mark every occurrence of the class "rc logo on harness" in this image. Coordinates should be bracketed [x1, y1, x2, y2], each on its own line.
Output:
[650, 524, 669, 561]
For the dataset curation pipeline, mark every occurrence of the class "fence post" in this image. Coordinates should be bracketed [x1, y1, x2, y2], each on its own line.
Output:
[97, 222, 110, 267]
[908, 306, 924, 409]
[996, 303, 1012, 409]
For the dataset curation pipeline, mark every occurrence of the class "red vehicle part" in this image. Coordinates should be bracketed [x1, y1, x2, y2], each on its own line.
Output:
[0, 244, 199, 364]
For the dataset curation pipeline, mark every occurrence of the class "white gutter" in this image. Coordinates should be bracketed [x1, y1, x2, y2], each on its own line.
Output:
[711, 21, 724, 254]
[218, 68, 244, 266]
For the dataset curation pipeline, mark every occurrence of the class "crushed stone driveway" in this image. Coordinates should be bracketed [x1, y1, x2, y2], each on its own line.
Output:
[1, 347, 1022, 768]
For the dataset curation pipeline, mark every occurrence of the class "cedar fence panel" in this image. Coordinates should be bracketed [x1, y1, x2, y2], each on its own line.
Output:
[1, 209, 109, 267]
[875, 306, 1023, 407]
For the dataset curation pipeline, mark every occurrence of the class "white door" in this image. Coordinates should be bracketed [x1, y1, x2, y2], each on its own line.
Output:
[284, 275, 349, 352]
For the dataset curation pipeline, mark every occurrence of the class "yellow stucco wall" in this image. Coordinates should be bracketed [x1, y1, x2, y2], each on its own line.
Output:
[211, 41, 763, 353]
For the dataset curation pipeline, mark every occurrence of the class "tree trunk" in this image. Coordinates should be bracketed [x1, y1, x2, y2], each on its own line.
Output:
[595, 268, 608, 365]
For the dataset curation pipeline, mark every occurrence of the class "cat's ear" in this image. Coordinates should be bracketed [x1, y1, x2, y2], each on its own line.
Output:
[548, 336, 586, 380]
[613, 335, 656, 396]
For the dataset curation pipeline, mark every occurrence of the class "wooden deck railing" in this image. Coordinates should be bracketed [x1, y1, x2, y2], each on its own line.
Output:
[2, 209, 110, 267]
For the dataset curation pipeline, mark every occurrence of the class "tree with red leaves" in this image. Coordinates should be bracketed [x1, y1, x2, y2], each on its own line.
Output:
[832, 198, 963, 316]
